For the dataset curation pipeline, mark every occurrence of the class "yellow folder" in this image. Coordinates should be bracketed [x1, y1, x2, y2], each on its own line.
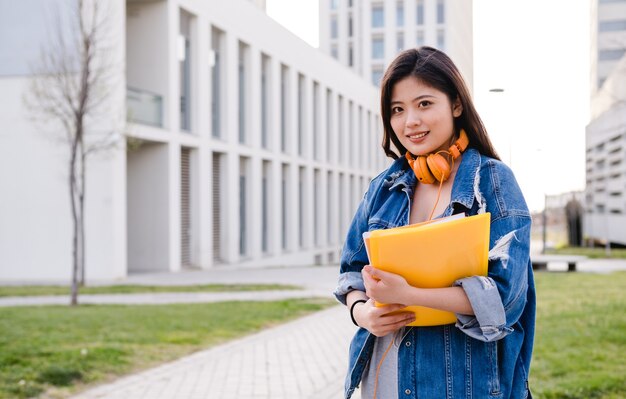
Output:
[365, 212, 491, 326]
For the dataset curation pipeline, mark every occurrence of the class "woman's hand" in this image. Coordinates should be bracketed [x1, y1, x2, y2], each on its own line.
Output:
[362, 265, 413, 306]
[352, 299, 415, 337]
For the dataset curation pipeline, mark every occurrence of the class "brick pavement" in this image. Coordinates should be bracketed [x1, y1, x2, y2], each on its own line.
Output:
[71, 305, 362, 399]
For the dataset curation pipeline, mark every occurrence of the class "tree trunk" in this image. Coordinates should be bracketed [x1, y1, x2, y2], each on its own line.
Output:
[70, 136, 80, 306]
[78, 143, 86, 286]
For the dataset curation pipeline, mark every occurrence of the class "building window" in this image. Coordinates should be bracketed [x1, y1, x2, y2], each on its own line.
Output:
[416, 0, 424, 25]
[326, 89, 333, 160]
[330, 0, 338, 9]
[261, 161, 271, 253]
[348, 43, 354, 66]
[281, 64, 289, 153]
[179, 13, 192, 132]
[238, 41, 249, 144]
[298, 74, 306, 156]
[314, 169, 321, 245]
[372, 67, 383, 85]
[599, 20, 626, 32]
[338, 95, 344, 162]
[313, 82, 320, 160]
[372, 4, 384, 28]
[281, 164, 289, 250]
[372, 37, 384, 59]
[239, 158, 249, 256]
[261, 54, 270, 149]
[397, 33, 404, 52]
[331, 44, 338, 59]
[348, 15, 353, 37]
[397, 2, 405, 26]
[599, 48, 626, 61]
[416, 30, 424, 46]
[437, 29, 445, 51]
[331, 16, 338, 39]
[299, 167, 306, 248]
[211, 27, 223, 138]
[437, 0, 445, 24]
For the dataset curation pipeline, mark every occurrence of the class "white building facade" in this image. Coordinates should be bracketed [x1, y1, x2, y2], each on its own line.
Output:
[0, 0, 385, 282]
[585, 0, 626, 245]
[319, 0, 474, 89]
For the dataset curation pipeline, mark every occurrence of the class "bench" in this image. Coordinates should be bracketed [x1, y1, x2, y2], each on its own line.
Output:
[531, 255, 588, 272]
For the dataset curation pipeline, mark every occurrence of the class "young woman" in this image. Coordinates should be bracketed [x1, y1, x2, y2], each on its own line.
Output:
[335, 47, 535, 399]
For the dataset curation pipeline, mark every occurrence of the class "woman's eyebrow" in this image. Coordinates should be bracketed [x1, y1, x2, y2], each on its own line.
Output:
[391, 94, 436, 105]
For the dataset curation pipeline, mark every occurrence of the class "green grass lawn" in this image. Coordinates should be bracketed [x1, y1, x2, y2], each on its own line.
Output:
[530, 272, 626, 398]
[545, 246, 626, 259]
[0, 298, 334, 399]
[0, 283, 300, 297]
[1, 273, 624, 399]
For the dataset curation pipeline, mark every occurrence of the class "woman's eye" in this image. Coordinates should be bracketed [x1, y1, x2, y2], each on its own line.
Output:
[418, 100, 432, 107]
[391, 106, 403, 114]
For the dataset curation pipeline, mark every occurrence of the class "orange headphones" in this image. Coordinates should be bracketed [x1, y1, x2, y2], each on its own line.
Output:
[405, 129, 469, 184]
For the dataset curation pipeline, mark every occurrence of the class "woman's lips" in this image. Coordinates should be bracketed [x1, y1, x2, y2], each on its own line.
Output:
[406, 131, 429, 143]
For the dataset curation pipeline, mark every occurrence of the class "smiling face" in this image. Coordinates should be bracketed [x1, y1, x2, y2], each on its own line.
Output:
[390, 76, 463, 157]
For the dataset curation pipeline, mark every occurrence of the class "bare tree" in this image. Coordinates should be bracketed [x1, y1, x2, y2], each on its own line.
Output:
[24, 0, 120, 305]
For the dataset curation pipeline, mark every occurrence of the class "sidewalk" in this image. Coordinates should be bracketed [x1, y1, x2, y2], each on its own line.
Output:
[71, 305, 360, 399]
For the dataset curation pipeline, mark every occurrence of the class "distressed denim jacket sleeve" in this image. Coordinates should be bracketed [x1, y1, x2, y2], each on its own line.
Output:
[454, 159, 532, 342]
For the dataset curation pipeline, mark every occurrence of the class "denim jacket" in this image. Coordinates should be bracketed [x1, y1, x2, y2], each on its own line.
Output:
[335, 149, 535, 399]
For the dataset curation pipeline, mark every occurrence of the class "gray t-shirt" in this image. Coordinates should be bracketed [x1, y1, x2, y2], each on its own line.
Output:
[360, 329, 406, 399]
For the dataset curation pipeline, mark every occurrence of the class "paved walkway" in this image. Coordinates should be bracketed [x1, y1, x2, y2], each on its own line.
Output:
[71, 305, 360, 399]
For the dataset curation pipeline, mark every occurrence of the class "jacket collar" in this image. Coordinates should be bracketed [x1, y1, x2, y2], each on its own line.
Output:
[384, 148, 482, 211]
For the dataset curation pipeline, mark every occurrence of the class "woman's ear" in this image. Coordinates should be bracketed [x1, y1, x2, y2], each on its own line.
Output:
[452, 97, 463, 117]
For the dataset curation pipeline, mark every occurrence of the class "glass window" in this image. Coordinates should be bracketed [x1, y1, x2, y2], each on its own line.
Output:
[416, 0, 424, 25]
[416, 30, 424, 46]
[261, 54, 270, 149]
[331, 44, 338, 59]
[437, 29, 445, 51]
[372, 37, 384, 59]
[348, 43, 354, 66]
[298, 74, 305, 156]
[238, 42, 248, 144]
[281, 65, 289, 153]
[211, 27, 223, 138]
[599, 20, 626, 32]
[397, 33, 404, 52]
[331, 16, 338, 38]
[372, 67, 383, 86]
[179, 33, 191, 131]
[599, 48, 625, 61]
[437, 0, 445, 24]
[397, 2, 404, 26]
[372, 5, 384, 28]
[330, 0, 338, 9]
[348, 15, 353, 37]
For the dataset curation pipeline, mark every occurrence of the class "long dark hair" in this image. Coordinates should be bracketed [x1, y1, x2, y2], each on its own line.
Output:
[380, 46, 500, 160]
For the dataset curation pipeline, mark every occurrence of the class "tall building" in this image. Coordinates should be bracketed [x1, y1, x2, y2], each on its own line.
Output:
[590, 0, 626, 93]
[319, 0, 474, 89]
[584, 0, 626, 246]
[0, 0, 384, 281]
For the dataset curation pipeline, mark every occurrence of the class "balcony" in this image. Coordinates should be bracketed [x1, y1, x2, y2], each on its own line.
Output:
[126, 87, 163, 128]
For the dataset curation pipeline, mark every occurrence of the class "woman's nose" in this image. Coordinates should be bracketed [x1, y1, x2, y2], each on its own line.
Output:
[405, 111, 421, 127]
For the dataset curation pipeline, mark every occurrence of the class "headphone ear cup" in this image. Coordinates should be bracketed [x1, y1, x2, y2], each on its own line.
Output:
[426, 153, 452, 182]
[413, 156, 437, 184]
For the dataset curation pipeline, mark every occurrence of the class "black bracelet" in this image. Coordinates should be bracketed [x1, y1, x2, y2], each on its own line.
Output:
[350, 299, 368, 326]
